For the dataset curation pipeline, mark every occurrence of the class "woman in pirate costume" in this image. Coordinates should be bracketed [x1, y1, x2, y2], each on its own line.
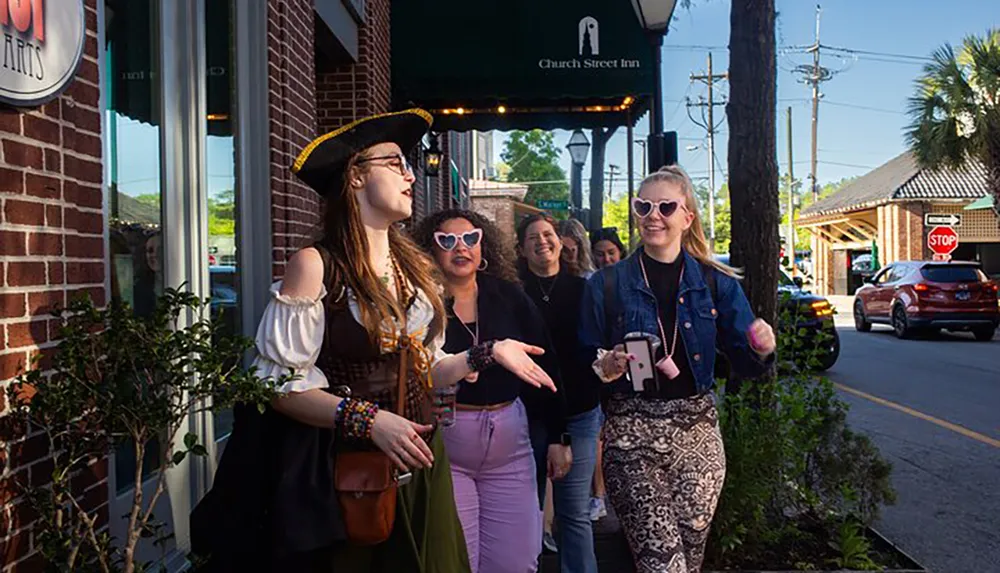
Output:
[191, 109, 556, 572]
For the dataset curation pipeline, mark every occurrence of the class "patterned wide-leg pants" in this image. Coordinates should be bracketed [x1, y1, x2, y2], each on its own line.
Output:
[602, 394, 726, 573]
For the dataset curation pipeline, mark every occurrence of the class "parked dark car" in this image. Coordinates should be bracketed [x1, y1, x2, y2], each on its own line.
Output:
[716, 255, 840, 371]
[854, 260, 999, 341]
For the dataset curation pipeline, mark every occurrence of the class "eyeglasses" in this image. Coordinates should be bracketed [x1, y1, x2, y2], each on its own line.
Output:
[632, 198, 683, 219]
[433, 229, 483, 251]
[356, 153, 412, 177]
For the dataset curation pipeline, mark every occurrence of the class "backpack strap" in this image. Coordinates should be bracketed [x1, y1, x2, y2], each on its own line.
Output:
[700, 261, 718, 306]
[601, 266, 620, 349]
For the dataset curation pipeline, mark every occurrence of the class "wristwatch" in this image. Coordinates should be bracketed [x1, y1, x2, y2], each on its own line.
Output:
[559, 432, 572, 447]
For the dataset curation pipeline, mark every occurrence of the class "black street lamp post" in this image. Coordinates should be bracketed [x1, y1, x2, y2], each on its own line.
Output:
[631, 0, 679, 171]
[566, 130, 591, 223]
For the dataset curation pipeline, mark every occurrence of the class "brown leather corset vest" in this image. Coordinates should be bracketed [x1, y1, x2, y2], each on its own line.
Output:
[315, 288, 432, 425]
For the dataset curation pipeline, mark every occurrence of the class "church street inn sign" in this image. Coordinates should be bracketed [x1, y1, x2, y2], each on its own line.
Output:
[1, 0, 86, 106]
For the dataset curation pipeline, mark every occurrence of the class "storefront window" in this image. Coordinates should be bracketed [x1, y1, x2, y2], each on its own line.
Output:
[207, 0, 240, 439]
[105, 0, 164, 494]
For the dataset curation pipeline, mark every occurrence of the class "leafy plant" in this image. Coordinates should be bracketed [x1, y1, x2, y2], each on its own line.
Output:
[5, 288, 291, 573]
[706, 299, 896, 570]
[827, 519, 881, 571]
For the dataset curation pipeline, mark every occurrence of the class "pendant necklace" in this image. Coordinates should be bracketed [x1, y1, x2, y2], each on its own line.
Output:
[458, 287, 479, 344]
[537, 273, 559, 303]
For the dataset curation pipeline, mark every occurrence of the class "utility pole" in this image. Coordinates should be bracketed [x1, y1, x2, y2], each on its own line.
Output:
[635, 140, 648, 178]
[688, 52, 728, 252]
[786, 106, 797, 277]
[793, 4, 833, 202]
[607, 165, 621, 199]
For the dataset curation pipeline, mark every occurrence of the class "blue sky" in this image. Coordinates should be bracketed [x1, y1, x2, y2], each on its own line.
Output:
[493, 0, 998, 199]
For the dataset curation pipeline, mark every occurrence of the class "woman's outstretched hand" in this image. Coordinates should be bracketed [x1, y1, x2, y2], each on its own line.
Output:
[490, 339, 557, 392]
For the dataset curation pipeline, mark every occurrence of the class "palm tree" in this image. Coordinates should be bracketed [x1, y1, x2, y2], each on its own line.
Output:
[906, 29, 1000, 216]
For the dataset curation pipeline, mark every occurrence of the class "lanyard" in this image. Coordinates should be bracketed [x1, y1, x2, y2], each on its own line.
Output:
[637, 255, 682, 360]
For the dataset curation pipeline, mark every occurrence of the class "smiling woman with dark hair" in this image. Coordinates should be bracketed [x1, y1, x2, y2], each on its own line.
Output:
[516, 213, 603, 573]
[415, 209, 568, 573]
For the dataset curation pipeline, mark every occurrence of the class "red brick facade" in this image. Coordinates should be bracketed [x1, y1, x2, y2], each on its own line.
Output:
[267, 0, 321, 279]
[0, 0, 106, 569]
[316, 0, 391, 132]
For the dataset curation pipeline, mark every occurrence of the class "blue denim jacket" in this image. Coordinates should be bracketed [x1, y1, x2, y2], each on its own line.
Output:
[578, 249, 770, 395]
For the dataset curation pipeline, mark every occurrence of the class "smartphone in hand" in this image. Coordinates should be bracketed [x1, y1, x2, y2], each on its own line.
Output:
[623, 334, 656, 393]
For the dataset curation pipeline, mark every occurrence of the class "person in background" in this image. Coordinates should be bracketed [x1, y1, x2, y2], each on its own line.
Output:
[580, 165, 776, 573]
[584, 227, 626, 521]
[518, 214, 602, 573]
[558, 218, 596, 279]
[415, 209, 570, 573]
[590, 227, 625, 270]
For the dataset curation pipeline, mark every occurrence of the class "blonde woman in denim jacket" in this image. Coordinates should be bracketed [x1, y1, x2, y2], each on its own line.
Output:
[578, 165, 777, 573]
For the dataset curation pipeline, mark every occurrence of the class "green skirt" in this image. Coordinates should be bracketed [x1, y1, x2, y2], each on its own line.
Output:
[331, 430, 471, 573]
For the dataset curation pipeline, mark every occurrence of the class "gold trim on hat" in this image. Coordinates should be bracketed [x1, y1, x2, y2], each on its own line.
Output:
[291, 108, 433, 173]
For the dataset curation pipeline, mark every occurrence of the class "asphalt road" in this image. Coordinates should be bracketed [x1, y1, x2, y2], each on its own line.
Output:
[825, 309, 1000, 573]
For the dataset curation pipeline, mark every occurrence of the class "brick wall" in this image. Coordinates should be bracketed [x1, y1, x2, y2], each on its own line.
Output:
[268, 0, 321, 279]
[315, 0, 391, 133]
[0, 0, 106, 569]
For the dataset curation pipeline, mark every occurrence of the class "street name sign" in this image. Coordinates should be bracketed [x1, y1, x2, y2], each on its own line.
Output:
[924, 213, 961, 227]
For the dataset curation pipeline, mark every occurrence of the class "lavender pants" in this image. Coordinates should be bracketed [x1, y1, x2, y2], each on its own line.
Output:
[443, 398, 541, 573]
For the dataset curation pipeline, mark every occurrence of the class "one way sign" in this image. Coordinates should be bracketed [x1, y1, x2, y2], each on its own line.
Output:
[924, 213, 962, 227]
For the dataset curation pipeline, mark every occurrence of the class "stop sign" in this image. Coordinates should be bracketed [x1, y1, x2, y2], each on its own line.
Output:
[927, 225, 959, 255]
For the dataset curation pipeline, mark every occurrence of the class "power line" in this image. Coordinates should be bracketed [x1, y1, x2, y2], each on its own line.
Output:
[822, 100, 906, 115]
[819, 44, 933, 62]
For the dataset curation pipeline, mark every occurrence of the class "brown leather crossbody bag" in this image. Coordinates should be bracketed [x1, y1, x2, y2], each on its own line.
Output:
[332, 260, 415, 546]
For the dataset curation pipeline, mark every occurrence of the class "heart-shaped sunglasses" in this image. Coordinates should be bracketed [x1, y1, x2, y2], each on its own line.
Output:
[433, 228, 483, 251]
[632, 198, 683, 219]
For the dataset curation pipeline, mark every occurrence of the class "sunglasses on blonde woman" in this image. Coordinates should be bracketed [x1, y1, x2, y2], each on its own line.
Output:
[433, 228, 483, 251]
[632, 198, 682, 219]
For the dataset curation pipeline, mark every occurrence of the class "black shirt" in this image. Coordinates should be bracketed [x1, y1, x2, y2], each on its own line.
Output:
[442, 273, 568, 443]
[640, 251, 698, 400]
[521, 268, 602, 418]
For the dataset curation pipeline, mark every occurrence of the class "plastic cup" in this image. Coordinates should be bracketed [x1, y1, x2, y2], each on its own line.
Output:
[432, 384, 458, 427]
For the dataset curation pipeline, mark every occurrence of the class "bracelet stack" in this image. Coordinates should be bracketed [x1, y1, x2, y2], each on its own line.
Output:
[337, 397, 379, 441]
[467, 340, 497, 372]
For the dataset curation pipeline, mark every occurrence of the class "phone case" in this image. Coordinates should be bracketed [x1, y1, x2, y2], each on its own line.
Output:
[624, 337, 656, 393]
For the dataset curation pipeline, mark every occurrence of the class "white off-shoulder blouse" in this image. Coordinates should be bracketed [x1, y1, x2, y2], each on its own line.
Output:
[252, 281, 449, 393]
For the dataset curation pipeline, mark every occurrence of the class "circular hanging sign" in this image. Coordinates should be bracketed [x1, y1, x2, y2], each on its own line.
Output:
[0, 0, 86, 107]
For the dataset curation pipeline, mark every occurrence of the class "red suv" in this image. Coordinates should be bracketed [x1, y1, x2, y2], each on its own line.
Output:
[854, 261, 999, 341]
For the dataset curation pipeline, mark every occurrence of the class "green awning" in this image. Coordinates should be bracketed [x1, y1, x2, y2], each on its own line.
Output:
[964, 194, 995, 210]
[391, 0, 654, 131]
[106, 0, 232, 136]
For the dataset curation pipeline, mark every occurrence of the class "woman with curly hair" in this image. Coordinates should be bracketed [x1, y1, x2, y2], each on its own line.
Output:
[414, 209, 570, 573]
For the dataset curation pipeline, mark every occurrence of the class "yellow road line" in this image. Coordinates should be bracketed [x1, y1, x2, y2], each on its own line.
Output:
[834, 382, 1000, 449]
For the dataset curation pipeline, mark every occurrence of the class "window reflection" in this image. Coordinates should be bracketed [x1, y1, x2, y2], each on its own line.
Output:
[105, 0, 164, 493]
[207, 0, 239, 439]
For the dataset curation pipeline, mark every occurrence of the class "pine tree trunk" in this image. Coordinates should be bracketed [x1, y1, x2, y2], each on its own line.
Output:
[726, 0, 780, 328]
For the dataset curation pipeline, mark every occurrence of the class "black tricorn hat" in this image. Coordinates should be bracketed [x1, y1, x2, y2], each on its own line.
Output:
[291, 108, 433, 196]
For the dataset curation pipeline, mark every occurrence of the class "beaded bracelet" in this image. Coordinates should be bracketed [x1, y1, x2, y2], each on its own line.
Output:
[333, 397, 349, 427]
[341, 399, 379, 441]
[467, 340, 497, 372]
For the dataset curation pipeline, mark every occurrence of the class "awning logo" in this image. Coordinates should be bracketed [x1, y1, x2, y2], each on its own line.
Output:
[579, 17, 598, 56]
